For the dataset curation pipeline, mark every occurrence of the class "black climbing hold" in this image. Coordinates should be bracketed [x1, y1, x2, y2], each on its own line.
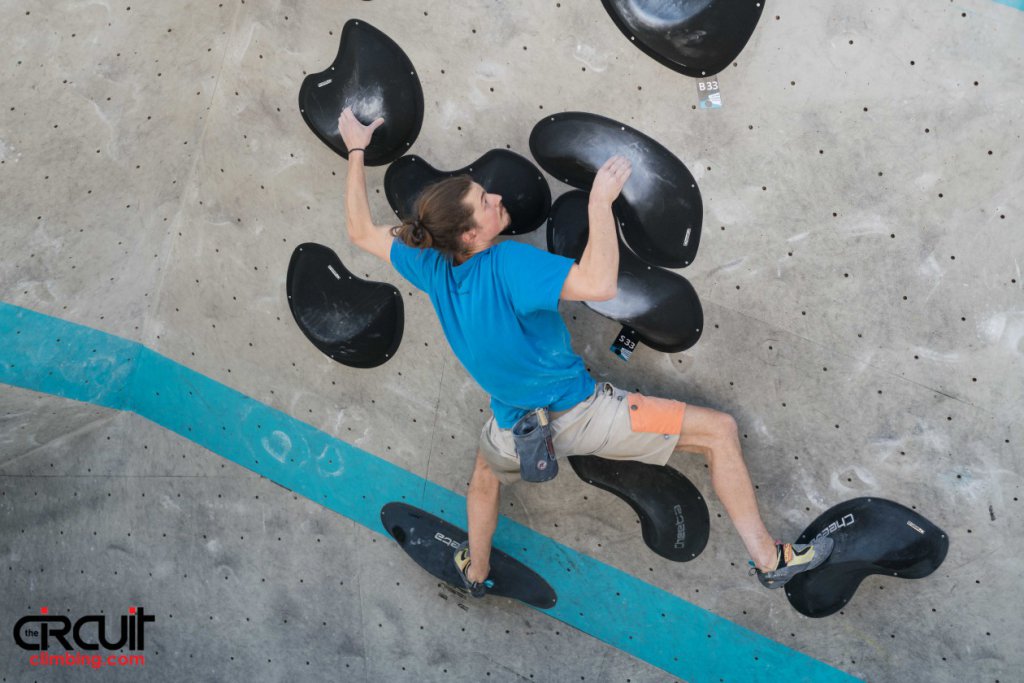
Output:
[381, 502, 557, 609]
[548, 191, 703, 352]
[298, 19, 424, 165]
[568, 456, 709, 562]
[530, 112, 702, 268]
[286, 242, 403, 368]
[786, 497, 950, 618]
[384, 150, 551, 235]
[600, 0, 766, 77]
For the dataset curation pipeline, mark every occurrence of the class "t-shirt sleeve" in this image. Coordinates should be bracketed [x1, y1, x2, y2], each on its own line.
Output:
[500, 241, 575, 315]
[390, 238, 442, 293]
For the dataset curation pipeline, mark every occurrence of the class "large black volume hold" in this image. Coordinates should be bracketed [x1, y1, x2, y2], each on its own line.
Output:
[530, 112, 702, 269]
[384, 150, 551, 236]
[569, 456, 710, 562]
[299, 19, 424, 166]
[548, 190, 703, 352]
[381, 502, 557, 609]
[785, 497, 949, 618]
[286, 243, 404, 368]
[600, 0, 765, 77]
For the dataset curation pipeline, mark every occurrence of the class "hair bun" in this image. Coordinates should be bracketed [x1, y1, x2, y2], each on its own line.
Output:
[410, 220, 432, 248]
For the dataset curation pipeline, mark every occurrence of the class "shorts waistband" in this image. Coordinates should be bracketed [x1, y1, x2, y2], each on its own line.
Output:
[548, 382, 608, 420]
[549, 405, 574, 420]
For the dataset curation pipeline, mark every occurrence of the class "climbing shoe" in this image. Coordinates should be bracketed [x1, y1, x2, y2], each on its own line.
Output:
[752, 536, 834, 589]
[453, 541, 491, 598]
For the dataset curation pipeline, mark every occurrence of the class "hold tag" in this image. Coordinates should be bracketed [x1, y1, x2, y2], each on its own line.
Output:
[696, 76, 722, 109]
[610, 326, 640, 362]
[906, 521, 925, 534]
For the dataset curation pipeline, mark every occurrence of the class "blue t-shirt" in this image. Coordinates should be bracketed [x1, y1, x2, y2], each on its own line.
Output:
[390, 238, 595, 429]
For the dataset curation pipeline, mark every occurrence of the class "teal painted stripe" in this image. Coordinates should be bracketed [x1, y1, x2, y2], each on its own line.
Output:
[992, 0, 1024, 10]
[0, 306, 139, 410]
[0, 301, 858, 683]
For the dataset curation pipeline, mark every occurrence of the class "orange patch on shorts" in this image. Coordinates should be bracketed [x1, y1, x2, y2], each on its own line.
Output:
[626, 393, 686, 435]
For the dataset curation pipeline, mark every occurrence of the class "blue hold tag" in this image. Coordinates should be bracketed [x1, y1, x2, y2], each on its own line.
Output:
[610, 326, 640, 362]
[696, 76, 722, 109]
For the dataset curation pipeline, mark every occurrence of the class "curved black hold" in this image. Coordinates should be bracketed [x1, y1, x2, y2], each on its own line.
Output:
[286, 243, 403, 368]
[298, 20, 424, 166]
[384, 150, 551, 236]
[549, 191, 703, 352]
[600, 0, 765, 78]
[568, 456, 709, 562]
[530, 112, 701, 268]
[785, 498, 949, 618]
[381, 502, 557, 609]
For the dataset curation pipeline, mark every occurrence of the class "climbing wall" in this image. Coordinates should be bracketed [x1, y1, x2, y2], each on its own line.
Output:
[1, 1, 1021, 681]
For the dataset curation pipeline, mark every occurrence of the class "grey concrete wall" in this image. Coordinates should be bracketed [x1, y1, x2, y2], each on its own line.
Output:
[1, 0, 1021, 681]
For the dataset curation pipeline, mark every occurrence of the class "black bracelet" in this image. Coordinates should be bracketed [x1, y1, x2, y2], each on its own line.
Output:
[348, 147, 366, 154]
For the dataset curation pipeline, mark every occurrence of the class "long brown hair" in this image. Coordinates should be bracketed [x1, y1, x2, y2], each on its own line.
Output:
[392, 175, 476, 263]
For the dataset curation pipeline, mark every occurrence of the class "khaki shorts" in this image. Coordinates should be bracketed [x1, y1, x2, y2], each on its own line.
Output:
[479, 382, 687, 485]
